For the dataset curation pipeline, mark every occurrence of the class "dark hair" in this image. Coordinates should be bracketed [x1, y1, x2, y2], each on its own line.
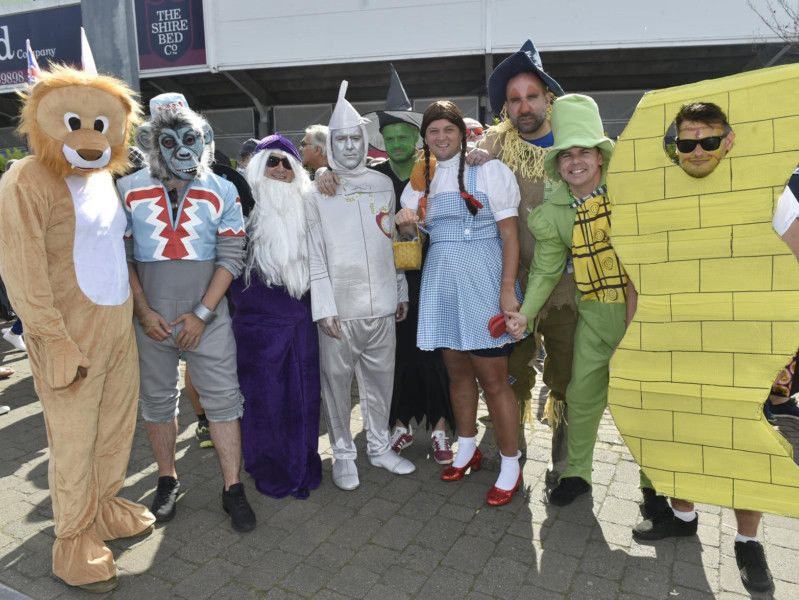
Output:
[420, 100, 478, 215]
[238, 138, 259, 160]
[675, 102, 730, 132]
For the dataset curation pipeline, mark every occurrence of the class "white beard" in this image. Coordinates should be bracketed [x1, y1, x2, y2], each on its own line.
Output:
[245, 176, 309, 299]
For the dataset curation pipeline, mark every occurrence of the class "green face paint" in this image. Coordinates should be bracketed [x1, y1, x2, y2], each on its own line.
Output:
[381, 122, 419, 163]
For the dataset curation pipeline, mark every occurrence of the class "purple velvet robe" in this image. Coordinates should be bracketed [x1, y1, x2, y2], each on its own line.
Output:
[230, 274, 322, 499]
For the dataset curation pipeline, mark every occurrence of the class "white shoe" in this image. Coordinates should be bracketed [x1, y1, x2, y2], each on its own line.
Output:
[2, 329, 26, 353]
[0, 405, 9, 415]
[331, 459, 359, 491]
[369, 450, 416, 475]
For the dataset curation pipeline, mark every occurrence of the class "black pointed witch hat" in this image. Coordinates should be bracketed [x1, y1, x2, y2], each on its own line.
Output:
[364, 64, 423, 151]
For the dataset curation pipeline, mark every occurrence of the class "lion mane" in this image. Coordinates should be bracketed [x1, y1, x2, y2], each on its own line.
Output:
[17, 64, 141, 179]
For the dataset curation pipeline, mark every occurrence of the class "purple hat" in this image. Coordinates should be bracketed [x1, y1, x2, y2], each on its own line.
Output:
[254, 134, 301, 163]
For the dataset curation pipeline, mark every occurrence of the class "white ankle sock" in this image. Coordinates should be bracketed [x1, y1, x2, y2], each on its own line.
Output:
[735, 533, 758, 543]
[494, 451, 522, 490]
[672, 508, 697, 522]
[452, 436, 476, 468]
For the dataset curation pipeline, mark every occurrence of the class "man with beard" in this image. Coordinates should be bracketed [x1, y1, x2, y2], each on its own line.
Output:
[307, 81, 414, 491]
[229, 135, 322, 499]
[471, 39, 577, 483]
[117, 93, 256, 532]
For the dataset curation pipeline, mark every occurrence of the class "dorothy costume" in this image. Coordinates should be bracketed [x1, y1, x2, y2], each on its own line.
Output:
[400, 156, 524, 352]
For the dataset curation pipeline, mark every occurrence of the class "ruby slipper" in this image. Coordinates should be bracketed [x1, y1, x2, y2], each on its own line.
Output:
[441, 447, 482, 481]
[486, 472, 522, 507]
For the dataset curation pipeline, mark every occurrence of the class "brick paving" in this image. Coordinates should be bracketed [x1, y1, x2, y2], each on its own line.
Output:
[1, 333, 799, 599]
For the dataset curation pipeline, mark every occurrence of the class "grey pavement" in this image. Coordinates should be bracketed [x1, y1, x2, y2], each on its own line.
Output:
[1, 334, 799, 599]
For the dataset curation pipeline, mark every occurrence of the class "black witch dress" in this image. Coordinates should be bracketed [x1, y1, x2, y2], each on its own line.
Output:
[371, 160, 453, 431]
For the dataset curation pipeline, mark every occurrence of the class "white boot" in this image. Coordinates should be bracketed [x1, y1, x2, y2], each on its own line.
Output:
[331, 459, 359, 491]
[369, 450, 416, 475]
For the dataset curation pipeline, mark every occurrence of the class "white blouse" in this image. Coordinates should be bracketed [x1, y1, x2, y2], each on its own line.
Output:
[400, 155, 521, 222]
[773, 173, 799, 236]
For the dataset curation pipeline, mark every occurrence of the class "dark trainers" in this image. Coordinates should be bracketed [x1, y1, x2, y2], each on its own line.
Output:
[640, 487, 671, 520]
[222, 483, 256, 533]
[770, 397, 799, 420]
[548, 477, 591, 506]
[75, 575, 118, 594]
[735, 540, 774, 593]
[195, 421, 214, 449]
[633, 512, 698, 541]
[151, 476, 180, 522]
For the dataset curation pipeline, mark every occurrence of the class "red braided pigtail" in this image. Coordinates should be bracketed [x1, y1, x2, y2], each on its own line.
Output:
[418, 143, 431, 222]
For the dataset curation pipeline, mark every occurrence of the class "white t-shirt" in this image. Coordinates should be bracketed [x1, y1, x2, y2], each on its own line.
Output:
[773, 172, 799, 236]
[400, 155, 520, 221]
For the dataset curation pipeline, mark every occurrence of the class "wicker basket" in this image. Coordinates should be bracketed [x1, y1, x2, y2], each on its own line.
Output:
[393, 225, 422, 271]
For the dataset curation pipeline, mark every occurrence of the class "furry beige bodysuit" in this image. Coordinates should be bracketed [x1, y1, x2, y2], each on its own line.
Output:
[0, 66, 154, 589]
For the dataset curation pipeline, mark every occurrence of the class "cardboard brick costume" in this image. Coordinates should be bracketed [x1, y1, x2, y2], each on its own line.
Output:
[0, 63, 155, 587]
[608, 65, 799, 515]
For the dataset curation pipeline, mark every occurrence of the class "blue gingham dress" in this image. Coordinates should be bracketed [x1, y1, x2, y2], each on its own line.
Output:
[417, 166, 523, 351]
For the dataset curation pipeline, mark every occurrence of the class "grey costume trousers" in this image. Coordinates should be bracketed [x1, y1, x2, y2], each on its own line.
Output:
[319, 316, 395, 459]
[134, 260, 243, 423]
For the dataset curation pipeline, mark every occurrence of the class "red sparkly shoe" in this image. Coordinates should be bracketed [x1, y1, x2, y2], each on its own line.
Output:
[486, 473, 522, 506]
[441, 447, 482, 481]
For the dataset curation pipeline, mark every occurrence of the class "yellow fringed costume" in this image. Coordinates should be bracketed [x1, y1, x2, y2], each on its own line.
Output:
[608, 64, 799, 516]
[0, 66, 154, 587]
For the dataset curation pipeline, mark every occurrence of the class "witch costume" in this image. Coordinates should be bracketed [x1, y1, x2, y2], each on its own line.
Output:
[364, 65, 453, 438]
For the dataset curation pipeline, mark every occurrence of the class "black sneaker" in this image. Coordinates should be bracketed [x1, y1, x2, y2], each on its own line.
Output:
[222, 483, 256, 533]
[735, 540, 774, 593]
[548, 476, 591, 506]
[633, 511, 698, 540]
[151, 476, 180, 522]
[640, 487, 671, 520]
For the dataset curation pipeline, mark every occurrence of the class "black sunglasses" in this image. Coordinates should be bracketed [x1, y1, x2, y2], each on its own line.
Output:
[674, 135, 725, 153]
[266, 155, 293, 170]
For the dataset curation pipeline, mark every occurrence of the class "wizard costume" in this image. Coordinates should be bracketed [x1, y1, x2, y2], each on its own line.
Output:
[230, 135, 321, 499]
[231, 279, 321, 498]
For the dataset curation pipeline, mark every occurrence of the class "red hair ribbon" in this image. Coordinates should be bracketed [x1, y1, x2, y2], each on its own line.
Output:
[460, 191, 483, 210]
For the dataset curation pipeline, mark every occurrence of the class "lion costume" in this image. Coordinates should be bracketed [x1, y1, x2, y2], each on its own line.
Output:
[0, 64, 155, 589]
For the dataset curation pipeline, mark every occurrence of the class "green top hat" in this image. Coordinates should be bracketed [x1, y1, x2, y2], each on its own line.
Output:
[544, 94, 614, 183]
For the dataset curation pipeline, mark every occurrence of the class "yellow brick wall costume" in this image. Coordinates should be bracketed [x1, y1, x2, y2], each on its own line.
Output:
[607, 64, 799, 516]
[0, 65, 154, 588]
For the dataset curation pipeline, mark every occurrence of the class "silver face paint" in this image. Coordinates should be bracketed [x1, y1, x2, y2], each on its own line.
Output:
[330, 126, 364, 170]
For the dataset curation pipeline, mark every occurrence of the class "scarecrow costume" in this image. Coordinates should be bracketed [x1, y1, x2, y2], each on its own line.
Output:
[480, 39, 577, 478]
